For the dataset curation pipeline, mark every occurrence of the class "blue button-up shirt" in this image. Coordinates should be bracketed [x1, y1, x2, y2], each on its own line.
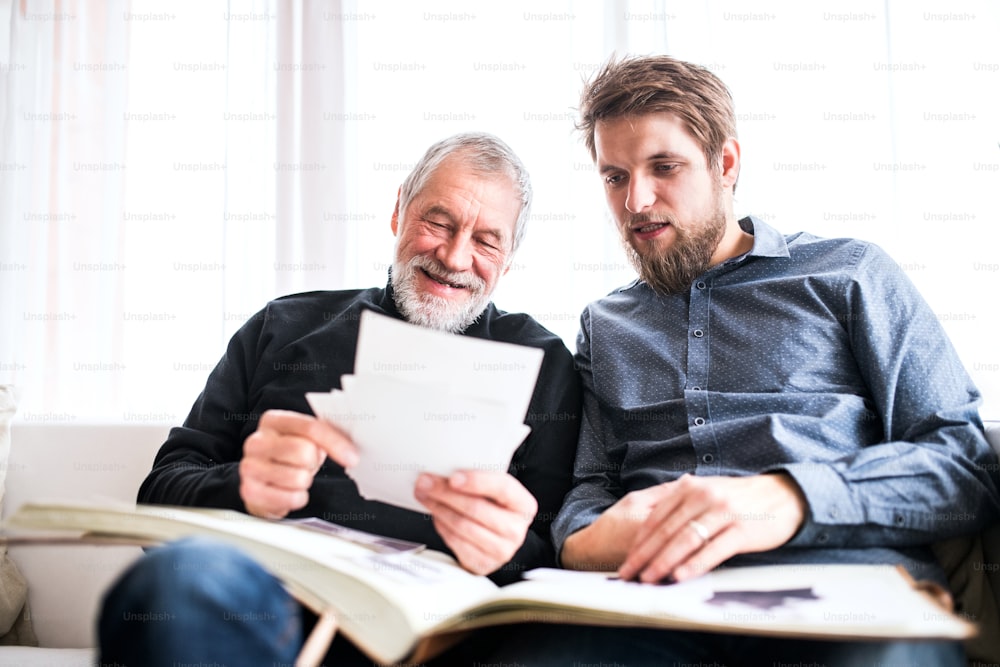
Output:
[553, 216, 1000, 580]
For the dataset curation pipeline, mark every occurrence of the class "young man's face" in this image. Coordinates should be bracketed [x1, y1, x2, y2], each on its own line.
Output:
[390, 155, 520, 332]
[594, 113, 737, 294]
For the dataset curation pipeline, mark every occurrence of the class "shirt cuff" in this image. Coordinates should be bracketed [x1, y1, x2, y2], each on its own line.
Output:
[773, 461, 863, 547]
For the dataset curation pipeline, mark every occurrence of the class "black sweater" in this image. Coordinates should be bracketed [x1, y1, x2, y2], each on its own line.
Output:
[139, 281, 582, 584]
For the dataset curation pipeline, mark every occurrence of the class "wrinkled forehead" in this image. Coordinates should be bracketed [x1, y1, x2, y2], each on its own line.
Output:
[407, 159, 521, 240]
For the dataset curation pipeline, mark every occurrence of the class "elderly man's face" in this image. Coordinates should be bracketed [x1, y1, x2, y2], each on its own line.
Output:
[390, 155, 520, 333]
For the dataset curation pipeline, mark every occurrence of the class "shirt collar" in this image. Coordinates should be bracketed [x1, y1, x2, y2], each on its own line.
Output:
[739, 215, 790, 260]
[378, 268, 405, 319]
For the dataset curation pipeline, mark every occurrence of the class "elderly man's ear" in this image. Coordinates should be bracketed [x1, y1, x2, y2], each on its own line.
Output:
[390, 186, 403, 236]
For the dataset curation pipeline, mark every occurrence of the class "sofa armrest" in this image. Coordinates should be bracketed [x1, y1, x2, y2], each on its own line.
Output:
[986, 421, 1000, 457]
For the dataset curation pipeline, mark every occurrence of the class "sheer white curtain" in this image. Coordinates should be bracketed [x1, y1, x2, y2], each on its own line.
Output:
[0, 0, 351, 421]
[648, 0, 1000, 417]
[1, 0, 131, 419]
[2, 0, 998, 421]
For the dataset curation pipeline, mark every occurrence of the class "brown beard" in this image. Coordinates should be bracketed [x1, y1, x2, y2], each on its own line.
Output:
[621, 200, 727, 296]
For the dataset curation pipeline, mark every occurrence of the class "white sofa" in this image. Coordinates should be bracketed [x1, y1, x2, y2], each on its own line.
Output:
[1, 421, 999, 666]
[1, 422, 170, 667]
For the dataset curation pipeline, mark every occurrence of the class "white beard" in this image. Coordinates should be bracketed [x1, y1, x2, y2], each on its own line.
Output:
[390, 254, 491, 333]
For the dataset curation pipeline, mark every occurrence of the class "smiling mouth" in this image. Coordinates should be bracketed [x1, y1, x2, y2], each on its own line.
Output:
[421, 267, 467, 289]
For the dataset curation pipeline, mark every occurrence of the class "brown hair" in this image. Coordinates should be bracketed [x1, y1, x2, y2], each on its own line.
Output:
[578, 55, 737, 172]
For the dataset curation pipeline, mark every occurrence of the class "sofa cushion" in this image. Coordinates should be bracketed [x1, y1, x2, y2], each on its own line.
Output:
[933, 421, 1000, 664]
[0, 646, 93, 667]
[0, 386, 29, 642]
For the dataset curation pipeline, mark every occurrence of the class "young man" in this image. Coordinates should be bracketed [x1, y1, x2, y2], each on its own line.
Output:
[514, 56, 998, 666]
[98, 132, 581, 666]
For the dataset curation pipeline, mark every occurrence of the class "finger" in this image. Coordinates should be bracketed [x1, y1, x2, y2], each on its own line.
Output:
[619, 503, 718, 582]
[416, 478, 525, 542]
[669, 525, 741, 582]
[239, 474, 308, 519]
[258, 410, 358, 468]
[424, 496, 510, 555]
[430, 512, 507, 575]
[239, 455, 316, 492]
[632, 475, 702, 546]
[412, 473, 448, 508]
[626, 515, 719, 583]
[446, 471, 538, 517]
[244, 431, 323, 471]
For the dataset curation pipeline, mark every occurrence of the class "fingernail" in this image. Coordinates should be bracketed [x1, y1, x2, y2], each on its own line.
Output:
[415, 474, 432, 491]
[450, 472, 467, 488]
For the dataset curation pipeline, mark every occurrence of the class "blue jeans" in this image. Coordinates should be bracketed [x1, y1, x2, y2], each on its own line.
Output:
[99, 538, 966, 666]
[99, 537, 304, 667]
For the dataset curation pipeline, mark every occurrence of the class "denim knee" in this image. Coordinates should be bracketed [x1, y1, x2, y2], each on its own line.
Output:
[99, 537, 303, 667]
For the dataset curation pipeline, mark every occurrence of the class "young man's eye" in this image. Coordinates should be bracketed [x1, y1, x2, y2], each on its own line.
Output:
[605, 173, 625, 185]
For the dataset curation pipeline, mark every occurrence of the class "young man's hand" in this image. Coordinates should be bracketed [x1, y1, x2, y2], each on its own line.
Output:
[618, 473, 807, 583]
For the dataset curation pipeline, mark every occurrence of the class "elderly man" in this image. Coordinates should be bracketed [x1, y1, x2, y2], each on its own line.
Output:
[494, 56, 999, 666]
[98, 132, 581, 666]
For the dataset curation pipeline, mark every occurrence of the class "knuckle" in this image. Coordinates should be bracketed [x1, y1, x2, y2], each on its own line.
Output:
[258, 409, 281, 428]
[676, 474, 696, 491]
[243, 431, 263, 453]
[716, 496, 739, 518]
[238, 457, 258, 480]
[696, 484, 722, 506]
[293, 469, 312, 489]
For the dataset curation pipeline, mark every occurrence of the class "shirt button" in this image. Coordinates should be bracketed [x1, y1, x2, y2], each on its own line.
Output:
[894, 515, 905, 526]
[696, 281, 707, 290]
[692, 386, 702, 391]
[817, 532, 830, 543]
[694, 417, 705, 426]
[693, 329, 704, 338]
[702, 453, 714, 463]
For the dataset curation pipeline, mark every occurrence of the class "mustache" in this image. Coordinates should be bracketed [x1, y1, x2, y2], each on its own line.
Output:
[625, 212, 676, 227]
[410, 255, 486, 291]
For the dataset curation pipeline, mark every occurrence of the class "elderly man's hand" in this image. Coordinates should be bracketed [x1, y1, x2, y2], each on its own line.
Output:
[617, 473, 807, 583]
[239, 410, 359, 519]
[414, 470, 538, 575]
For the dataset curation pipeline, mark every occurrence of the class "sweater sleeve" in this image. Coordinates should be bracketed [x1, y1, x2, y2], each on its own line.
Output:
[137, 306, 268, 509]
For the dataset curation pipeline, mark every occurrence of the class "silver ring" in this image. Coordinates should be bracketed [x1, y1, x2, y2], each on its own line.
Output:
[689, 519, 710, 545]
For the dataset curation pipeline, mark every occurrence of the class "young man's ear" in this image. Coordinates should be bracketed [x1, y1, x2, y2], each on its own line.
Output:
[390, 186, 402, 235]
[720, 137, 741, 193]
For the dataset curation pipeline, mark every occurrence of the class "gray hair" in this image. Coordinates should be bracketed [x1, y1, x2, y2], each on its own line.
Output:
[398, 132, 533, 255]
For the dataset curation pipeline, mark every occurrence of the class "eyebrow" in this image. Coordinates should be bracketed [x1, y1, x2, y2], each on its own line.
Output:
[423, 204, 458, 224]
[599, 151, 688, 174]
[423, 205, 509, 247]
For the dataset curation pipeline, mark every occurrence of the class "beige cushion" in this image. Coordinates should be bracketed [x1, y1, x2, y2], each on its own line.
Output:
[0, 386, 29, 641]
[934, 422, 1000, 664]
